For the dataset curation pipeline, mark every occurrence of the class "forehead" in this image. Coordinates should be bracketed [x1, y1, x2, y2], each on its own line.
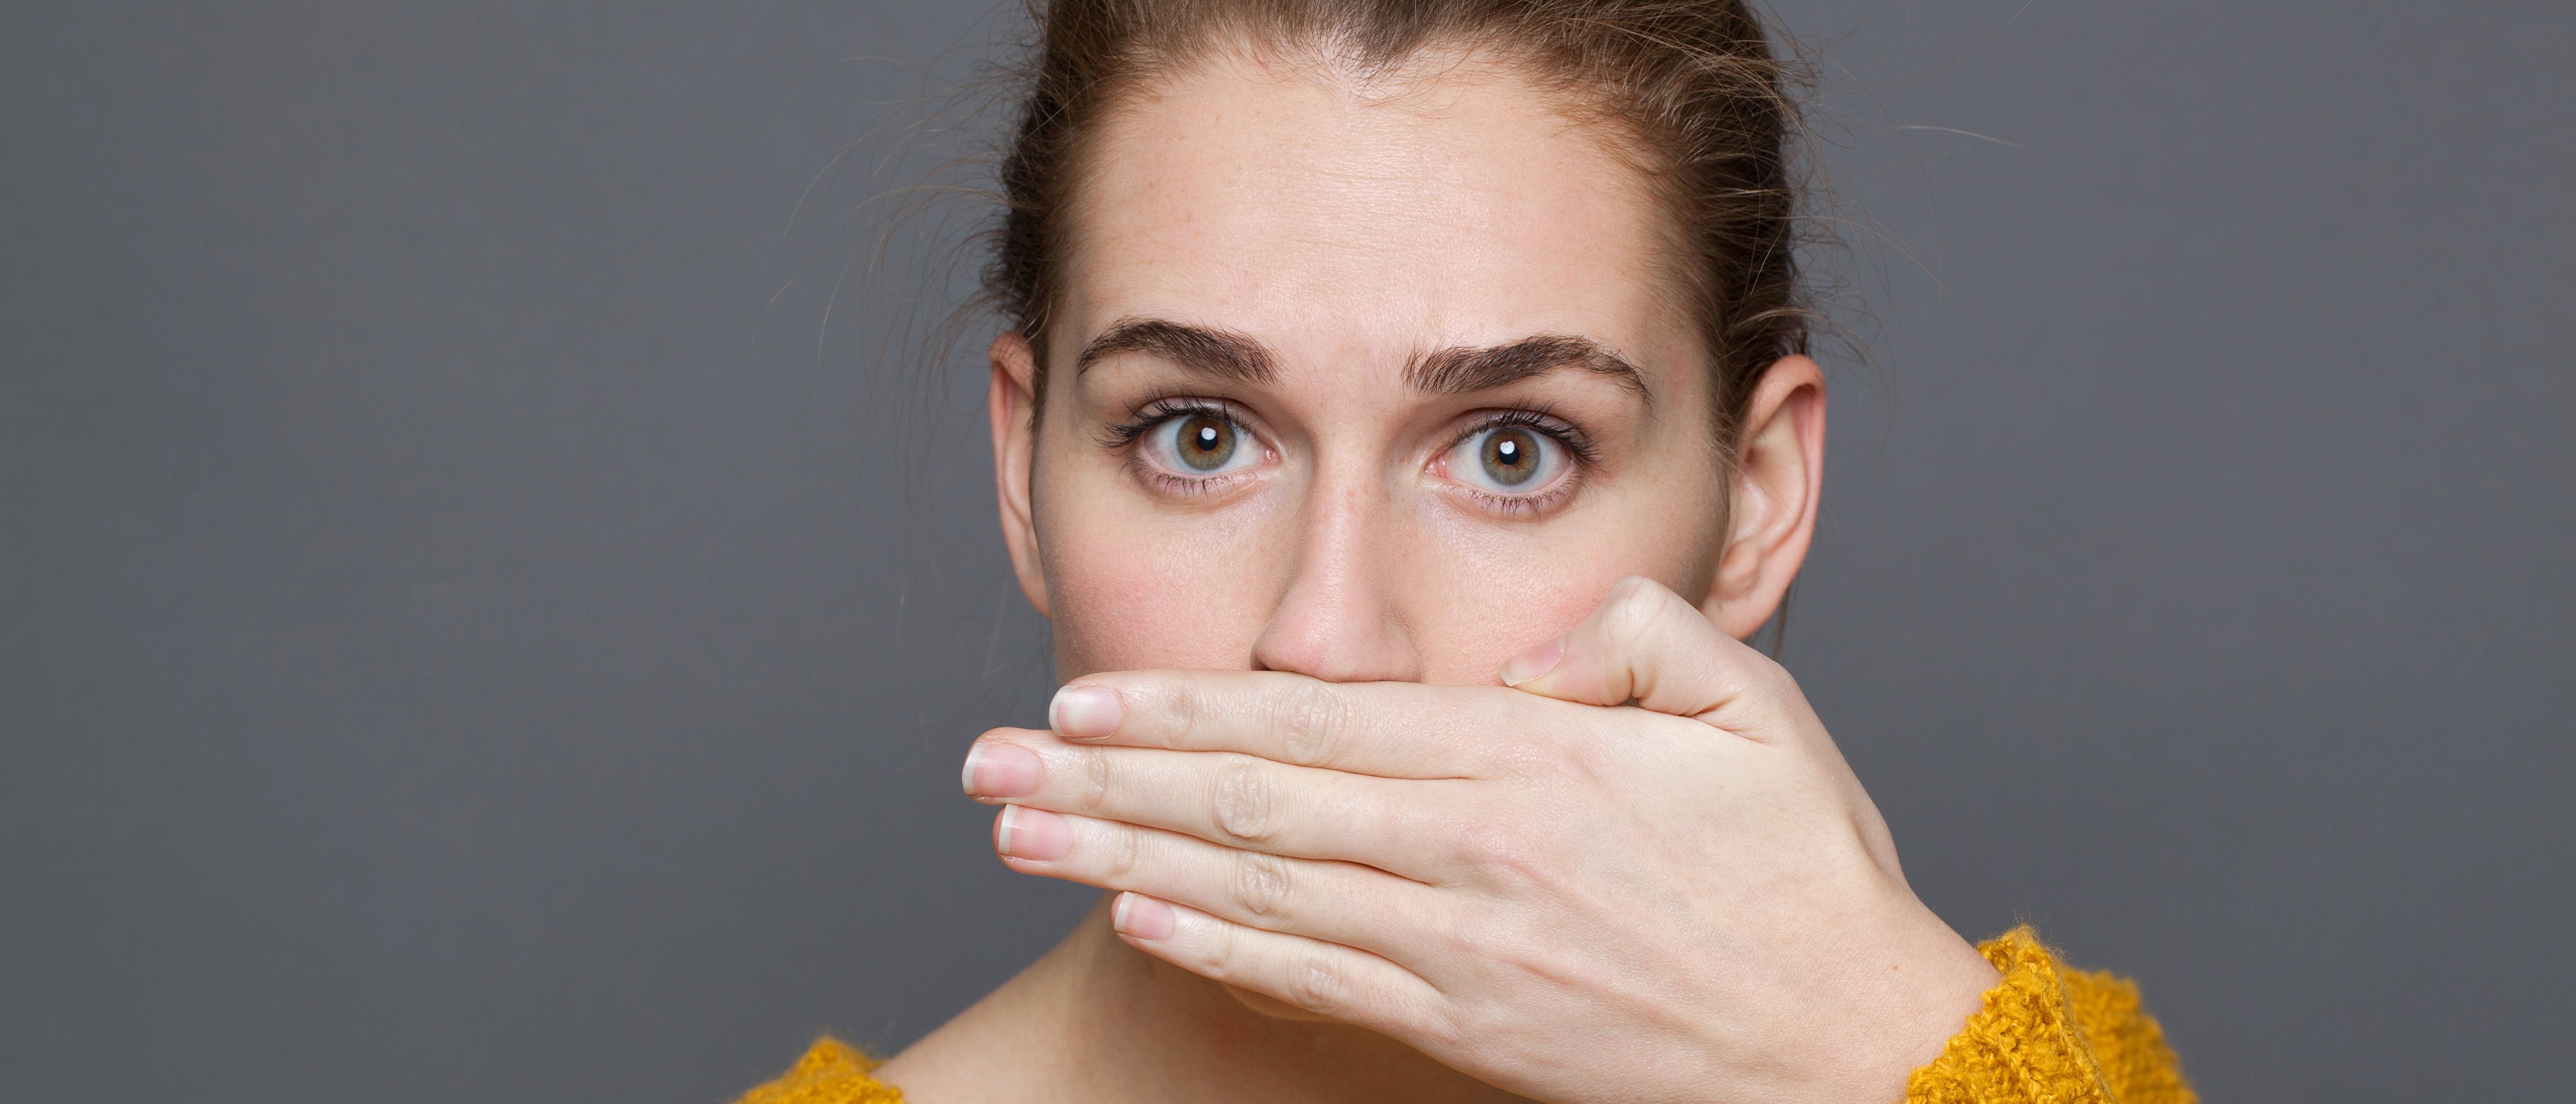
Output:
[1060, 49, 1695, 379]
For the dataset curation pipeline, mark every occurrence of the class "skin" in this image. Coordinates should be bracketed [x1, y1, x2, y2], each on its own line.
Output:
[876, 45, 1998, 1104]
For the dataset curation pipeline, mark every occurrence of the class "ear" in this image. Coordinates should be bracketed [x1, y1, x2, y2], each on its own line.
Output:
[1704, 354, 1826, 640]
[989, 332, 1050, 619]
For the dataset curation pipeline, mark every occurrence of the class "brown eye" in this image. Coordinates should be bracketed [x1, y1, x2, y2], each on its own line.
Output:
[1480, 427, 1542, 485]
[1141, 410, 1255, 479]
[1446, 423, 1570, 498]
[1174, 414, 1237, 471]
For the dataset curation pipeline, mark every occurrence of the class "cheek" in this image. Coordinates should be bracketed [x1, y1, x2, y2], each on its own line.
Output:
[1403, 482, 1732, 684]
[1398, 532, 1659, 685]
[1030, 439, 1732, 685]
[1046, 516, 1628, 686]
[1035, 485, 1293, 680]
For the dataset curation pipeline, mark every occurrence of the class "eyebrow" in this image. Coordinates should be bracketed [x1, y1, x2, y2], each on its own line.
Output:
[1074, 317, 1649, 402]
[1405, 335, 1650, 402]
[1075, 318, 1277, 384]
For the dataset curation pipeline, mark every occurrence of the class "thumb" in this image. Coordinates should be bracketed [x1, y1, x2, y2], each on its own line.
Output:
[1497, 576, 1782, 734]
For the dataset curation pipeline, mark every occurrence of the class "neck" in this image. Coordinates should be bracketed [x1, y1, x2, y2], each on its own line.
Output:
[881, 894, 1523, 1104]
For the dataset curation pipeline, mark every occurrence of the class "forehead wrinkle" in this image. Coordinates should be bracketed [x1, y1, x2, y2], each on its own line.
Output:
[1404, 335, 1654, 407]
[1075, 317, 1279, 385]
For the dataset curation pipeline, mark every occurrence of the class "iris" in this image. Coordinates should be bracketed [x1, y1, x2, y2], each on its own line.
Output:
[1175, 414, 1237, 471]
[1481, 427, 1541, 485]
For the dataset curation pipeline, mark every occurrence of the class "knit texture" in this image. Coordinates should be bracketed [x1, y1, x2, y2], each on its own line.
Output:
[1906, 926, 2198, 1104]
[733, 1037, 902, 1104]
[734, 928, 2191, 1104]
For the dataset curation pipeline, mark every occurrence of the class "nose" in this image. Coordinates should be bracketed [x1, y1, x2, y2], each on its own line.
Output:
[1247, 472, 1423, 683]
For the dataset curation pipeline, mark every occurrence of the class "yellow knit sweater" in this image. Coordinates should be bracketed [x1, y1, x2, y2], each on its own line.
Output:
[735, 927, 2194, 1104]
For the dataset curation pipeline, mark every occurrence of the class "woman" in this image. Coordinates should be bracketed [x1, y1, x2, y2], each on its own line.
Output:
[744, 1, 2194, 1101]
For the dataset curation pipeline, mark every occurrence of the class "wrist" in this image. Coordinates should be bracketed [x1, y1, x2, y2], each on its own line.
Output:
[1815, 915, 2000, 1104]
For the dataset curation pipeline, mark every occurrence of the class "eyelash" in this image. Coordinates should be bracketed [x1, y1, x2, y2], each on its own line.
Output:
[1096, 393, 1226, 450]
[1443, 407, 1596, 517]
[1099, 396, 1600, 513]
[1099, 396, 1263, 496]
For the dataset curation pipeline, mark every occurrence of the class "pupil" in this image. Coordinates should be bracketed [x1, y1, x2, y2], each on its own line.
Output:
[1177, 415, 1236, 471]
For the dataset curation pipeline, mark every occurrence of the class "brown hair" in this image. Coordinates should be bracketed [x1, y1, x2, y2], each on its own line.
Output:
[983, 0, 1814, 453]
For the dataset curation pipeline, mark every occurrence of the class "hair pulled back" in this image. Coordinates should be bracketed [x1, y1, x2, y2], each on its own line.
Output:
[983, 0, 1813, 446]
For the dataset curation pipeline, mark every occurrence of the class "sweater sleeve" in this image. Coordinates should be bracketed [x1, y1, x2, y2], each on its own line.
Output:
[732, 1037, 902, 1104]
[1906, 926, 2197, 1104]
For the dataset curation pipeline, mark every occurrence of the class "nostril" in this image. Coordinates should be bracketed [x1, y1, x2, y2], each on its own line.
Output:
[1245, 513, 1425, 683]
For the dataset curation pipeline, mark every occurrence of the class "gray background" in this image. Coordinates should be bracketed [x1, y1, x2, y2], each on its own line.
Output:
[3, 0, 2568, 1100]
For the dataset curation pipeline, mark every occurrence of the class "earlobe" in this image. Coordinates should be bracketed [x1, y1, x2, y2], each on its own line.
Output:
[1705, 355, 1827, 640]
[988, 333, 1051, 619]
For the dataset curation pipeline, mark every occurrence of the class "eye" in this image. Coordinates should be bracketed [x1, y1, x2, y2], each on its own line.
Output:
[1139, 411, 1259, 477]
[1447, 423, 1570, 494]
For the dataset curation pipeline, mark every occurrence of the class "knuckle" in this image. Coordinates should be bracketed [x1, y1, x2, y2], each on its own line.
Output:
[1201, 920, 1241, 981]
[1287, 943, 1344, 1013]
[1105, 821, 1142, 879]
[1600, 579, 1671, 649]
[1160, 672, 1206, 750]
[1755, 652, 1801, 696]
[1230, 850, 1294, 920]
[1277, 680, 1350, 767]
[1072, 746, 1110, 812]
[1212, 758, 1277, 843]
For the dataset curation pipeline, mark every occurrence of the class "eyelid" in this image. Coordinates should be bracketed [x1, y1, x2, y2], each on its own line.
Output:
[1098, 398, 1596, 513]
[1103, 395, 1272, 491]
[1445, 406, 1600, 466]
[1096, 395, 1250, 450]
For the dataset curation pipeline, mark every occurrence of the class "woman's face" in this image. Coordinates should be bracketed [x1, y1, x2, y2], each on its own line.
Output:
[992, 49, 1822, 687]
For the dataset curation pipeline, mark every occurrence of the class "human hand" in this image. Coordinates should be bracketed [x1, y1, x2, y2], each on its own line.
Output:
[961, 577, 1997, 1104]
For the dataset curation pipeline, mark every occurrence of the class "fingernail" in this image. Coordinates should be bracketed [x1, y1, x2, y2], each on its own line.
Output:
[1112, 892, 1175, 941]
[994, 805, 1071, 861]
[961, 742, 1041, 798]
[1050, 685, 1123, 740]
[1499, 633, 1566, 686]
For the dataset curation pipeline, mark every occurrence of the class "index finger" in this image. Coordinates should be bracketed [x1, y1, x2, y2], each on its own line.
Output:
[1049, 670, 1491, 780]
